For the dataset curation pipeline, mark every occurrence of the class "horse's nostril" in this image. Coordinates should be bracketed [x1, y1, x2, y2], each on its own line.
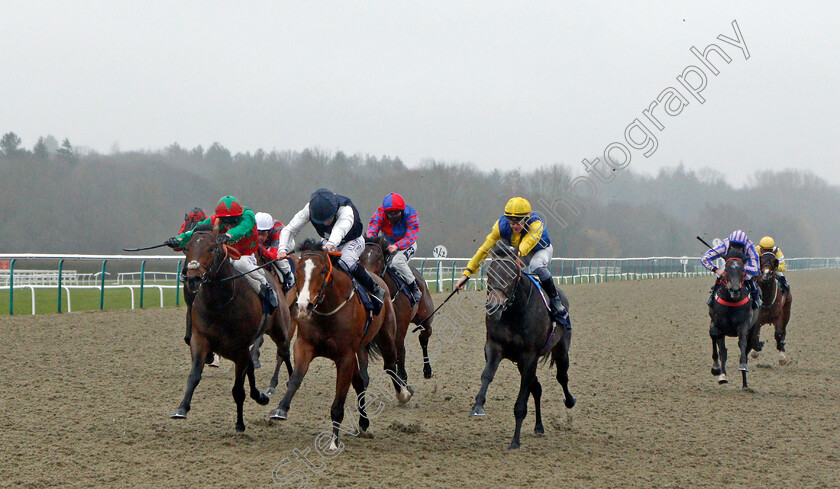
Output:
[306, 303, 314, 312]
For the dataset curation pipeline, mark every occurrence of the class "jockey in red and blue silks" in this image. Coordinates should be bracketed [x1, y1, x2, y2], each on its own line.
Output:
[366, 192, 422, 303]
[701, 229, 761, 308]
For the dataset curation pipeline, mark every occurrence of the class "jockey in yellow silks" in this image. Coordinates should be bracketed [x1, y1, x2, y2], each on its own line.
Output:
[455, 197, 569, 328]
[756, 236, 790, 294]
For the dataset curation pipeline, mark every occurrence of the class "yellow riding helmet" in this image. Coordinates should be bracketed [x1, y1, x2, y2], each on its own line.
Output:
[759, 236, 775, 249]
[504, 197, 532, 219]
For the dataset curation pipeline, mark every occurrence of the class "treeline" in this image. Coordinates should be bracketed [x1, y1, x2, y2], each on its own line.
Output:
[1, 132, 837, 258]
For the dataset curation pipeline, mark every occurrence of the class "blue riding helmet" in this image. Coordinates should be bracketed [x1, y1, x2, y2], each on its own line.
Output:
[309, 188, 339, 225]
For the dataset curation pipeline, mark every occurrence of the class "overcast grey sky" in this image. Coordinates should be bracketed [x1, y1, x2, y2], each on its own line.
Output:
[3, 1, 838, 186]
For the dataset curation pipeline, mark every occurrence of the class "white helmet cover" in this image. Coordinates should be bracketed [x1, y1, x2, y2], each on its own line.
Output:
[255, 212, 274, 231]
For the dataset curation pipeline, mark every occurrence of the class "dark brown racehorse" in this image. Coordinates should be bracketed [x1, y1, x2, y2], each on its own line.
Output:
[751, 252, 793, 365]
[270, 240, 411, 449]
[470, 243, 575, 450]
[255, 248, 298, 394]
[171, 226, 293, 432]
[360, 236, 435, 380]
[708, 251, 759, 389]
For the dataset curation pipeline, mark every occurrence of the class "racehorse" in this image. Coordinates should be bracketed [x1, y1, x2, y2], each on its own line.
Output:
[254, 249, 299, 394]
[269, 239, 412, 449]
[470, 243, 575, 450]
[750, 252, 793, 365]
[171, 225, 294, 432]
[360, 235, 435, 380]
[708, 250, 759, 389]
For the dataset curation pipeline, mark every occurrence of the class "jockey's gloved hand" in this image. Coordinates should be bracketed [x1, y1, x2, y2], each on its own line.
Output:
[216, 234, 231, 245]
[165, 237, 180, 248]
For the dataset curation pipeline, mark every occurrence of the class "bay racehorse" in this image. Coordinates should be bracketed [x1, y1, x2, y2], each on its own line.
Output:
[270, 240, 412, 449]
[750, 252, 793, 365]
[171, 225, 294, 432]
[708, 250, 759, 389]
[360, 235, 435, 380]
[254, 248, 299, 394]
[470, 243, 575, 449]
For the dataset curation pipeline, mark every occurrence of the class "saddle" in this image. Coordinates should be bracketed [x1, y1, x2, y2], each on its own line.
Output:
[387, 268, 418, 306]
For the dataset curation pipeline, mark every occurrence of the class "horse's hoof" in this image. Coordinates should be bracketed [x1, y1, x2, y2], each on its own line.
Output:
[471, 405, 485, 417]
[738, 364, 748, 372]
[718, 374, 728, 384]
[171, 408, 187, 419]
[711, 367, 721, 376]
[423, 366, 432, 379]
[255, 393, 270, 406]
[534, 426, 545, 435]
[564, 395, 576, 409]
[778, 353, 788, 365]
[236, 424, 246, 433]
[269, 408, 287, 420]
[266, 387, 276, 396]
[397, 387, 412, 404]
[508, 440, 521, 450]
[750, 351, 760, 360]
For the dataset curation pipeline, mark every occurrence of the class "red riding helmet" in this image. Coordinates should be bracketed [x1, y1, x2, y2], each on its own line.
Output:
[185, 207, 207, 222]
[382, 193, 405, 212]
[215, 196, 244, 217]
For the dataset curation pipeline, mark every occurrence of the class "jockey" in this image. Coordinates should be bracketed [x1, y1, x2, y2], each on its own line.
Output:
[366, 193, 422, 303]
[172, 207, 208, 252]
[701, 229, 761, 308]
[276, 188, 387, 314]
[255, 211, 296, 293]
[756, 236, 790, 294]
[454, 197, 570, 328]
[166, 195, 280, 314]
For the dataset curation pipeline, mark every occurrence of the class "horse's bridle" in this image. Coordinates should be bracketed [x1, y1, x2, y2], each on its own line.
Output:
[299, 250, 358, 316]
[183, 232, 237, 308]
[486, 258, 523, 312]
[722, 257, 746, 288]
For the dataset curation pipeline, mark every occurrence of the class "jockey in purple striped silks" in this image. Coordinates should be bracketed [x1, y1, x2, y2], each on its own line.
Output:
[701, 229, 762, 309]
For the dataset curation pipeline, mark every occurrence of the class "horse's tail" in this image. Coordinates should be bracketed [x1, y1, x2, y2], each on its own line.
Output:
[365, 339, 382, 361]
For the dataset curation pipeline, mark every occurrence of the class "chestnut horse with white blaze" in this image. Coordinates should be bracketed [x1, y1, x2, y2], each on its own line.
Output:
[269, 240, 411, 449]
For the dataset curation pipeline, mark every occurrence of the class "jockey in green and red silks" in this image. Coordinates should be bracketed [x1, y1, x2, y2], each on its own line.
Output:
[166, 195, 278, 314]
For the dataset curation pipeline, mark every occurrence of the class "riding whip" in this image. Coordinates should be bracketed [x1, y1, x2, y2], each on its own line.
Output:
[411, 286, 460, 333]
[123, 243, 169, 252]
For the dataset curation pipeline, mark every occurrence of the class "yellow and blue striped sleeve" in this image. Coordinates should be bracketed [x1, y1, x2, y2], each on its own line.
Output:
[518, 219, 544, 256]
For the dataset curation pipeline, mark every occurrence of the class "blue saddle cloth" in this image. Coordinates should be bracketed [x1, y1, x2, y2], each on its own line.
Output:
[387, 268, 417, 306]
[524, 274, 570, 355]
[351, 277, 375, 313]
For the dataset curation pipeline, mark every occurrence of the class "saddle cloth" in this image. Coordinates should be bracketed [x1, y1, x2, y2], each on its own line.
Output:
[387, 268, 417, 306]
[524, 274, 564, 355]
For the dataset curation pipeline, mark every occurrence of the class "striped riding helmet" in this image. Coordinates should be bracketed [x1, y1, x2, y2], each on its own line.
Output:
[728, 230, 749, 245]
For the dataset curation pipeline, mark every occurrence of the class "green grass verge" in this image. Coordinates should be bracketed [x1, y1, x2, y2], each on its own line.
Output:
[0, 282, 185, 316]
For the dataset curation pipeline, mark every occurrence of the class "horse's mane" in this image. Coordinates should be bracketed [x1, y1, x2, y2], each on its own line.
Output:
[299, 238, 325, 252]
[365, 234, 386, 246]
[193, 223, 214, 233]
[490, 242, 517, 260]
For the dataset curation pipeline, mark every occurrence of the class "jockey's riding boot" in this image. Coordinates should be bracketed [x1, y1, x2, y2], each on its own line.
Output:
[747, 280, 761, 309]
[350, 263, 386, 316]
[408, 278, 423, 304]
[259, 283, 279, 315]
[282, 270, 296, 294]
[707, 281, 719, 307]
[540, 278, 571, 330]
[778, 275, 790, 294]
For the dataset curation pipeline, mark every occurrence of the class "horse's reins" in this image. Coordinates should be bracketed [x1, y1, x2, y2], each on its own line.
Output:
[300, 251, 357, 316]
[486, 258, 525, 313]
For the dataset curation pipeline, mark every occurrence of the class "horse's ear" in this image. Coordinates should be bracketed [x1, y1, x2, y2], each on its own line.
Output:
[226, 245, 241, 260]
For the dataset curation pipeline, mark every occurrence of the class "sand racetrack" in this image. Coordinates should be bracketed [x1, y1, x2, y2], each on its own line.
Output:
[2, 271, 839, 488]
